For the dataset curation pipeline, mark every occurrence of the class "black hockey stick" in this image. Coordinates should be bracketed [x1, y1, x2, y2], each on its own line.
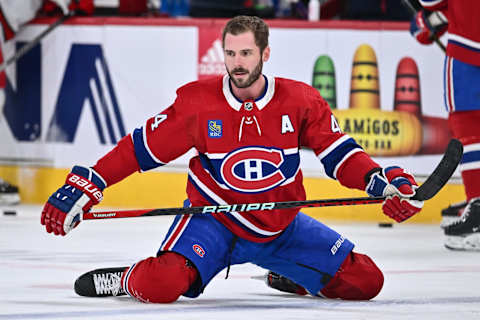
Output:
[83, 139, 463, 220]
[0, 11, 74, 73]
[401, 0, 446, 53]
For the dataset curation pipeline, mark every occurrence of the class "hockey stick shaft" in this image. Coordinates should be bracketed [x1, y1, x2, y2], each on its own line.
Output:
[401, 0, 446, 53]
[83, 196, 386, 220]
[83, 139, 463, 221]
[0, 12, 73, 73]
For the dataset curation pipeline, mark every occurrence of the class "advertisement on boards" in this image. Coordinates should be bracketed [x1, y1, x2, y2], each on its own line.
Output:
[0, 20, 449, 178]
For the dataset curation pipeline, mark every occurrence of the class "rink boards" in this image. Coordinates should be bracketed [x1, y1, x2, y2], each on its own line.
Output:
[0, 165, 464, 223]
[0, 18, 462, 223]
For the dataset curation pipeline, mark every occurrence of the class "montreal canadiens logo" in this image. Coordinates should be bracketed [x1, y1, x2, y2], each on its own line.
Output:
[193, 244, 205, 258]
[220, 147, 288, 193]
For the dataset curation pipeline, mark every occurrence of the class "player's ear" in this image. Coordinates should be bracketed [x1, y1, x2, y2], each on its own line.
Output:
[262, 46, 270, 62]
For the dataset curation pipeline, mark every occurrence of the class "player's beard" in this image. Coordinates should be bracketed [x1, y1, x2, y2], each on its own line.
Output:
[227, 58, 263, 89]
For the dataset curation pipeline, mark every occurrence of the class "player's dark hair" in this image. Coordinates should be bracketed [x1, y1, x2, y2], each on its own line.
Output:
[222, 15, 269, 53]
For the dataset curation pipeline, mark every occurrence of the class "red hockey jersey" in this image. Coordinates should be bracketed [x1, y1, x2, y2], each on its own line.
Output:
[420, 0, 480, 66]
[95, 75, 379, 242]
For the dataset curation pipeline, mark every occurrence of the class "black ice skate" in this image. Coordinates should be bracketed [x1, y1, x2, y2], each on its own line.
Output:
[443, 199, 480, 251]
[0, 178, 20, 205]
[265, 271, 307, 295]
[74, 267, 127, 297]
[440, 200, 467, 227]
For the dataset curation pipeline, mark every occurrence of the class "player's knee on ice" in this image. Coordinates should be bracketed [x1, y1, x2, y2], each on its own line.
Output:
[321, 252, 384, 300]
[122, 252, 198, 303]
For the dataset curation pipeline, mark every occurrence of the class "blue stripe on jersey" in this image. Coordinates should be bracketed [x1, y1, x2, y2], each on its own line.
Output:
[445, 57, 480, 112]
[160, 214, 183, 249]
[462, 150, 480, 164]
[320, 138, 363, 179]
[198, 153, 221, 181]
[187, 175, 275, 239]
[132, 127, 165, 171]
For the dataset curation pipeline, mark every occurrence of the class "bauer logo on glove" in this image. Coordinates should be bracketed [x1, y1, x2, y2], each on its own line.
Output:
[366, 166, 424, 222]
[67, 174, 103, 202]
[40, 166, 107, 236]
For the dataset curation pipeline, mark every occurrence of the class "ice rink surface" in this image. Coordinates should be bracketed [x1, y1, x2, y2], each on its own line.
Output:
[1, 204, 479, 320]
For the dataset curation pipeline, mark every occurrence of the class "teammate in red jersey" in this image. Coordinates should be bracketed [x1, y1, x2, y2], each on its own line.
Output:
[410, 0, 480, 251]
[41, 16, 424, 302]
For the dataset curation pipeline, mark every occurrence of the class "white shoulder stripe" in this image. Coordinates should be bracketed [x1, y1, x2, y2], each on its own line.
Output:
[317, 135, 351, 160]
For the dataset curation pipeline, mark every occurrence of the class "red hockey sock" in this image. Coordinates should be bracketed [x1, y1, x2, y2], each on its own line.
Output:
[121, 252, 198, 303]
[448, 111, 480, 200]
[319, 251, 384, 300]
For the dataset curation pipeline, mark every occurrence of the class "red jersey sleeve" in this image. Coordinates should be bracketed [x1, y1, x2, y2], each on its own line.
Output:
[299, 86, 380, 190]
[93, 86, 196, 187]
[130, 92, 196, 171]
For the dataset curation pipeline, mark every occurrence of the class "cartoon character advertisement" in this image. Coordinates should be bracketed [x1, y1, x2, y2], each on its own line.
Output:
[313, 44, 450, 157]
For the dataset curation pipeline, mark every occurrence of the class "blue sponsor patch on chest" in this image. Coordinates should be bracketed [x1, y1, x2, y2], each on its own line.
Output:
[208, 120, 223, 138]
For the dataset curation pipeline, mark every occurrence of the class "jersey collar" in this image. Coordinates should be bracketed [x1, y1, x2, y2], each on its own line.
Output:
[222, 74, 275, 111]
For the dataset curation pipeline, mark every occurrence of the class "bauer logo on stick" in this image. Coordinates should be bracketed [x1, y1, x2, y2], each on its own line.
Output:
[202, 202, 276, 214]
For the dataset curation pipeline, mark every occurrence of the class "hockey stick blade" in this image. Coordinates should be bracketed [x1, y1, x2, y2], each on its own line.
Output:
[411, 138, 462, 201]
[84, 139, 462, 220]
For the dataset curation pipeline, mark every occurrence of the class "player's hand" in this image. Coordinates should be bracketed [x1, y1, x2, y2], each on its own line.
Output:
[366, 166, 423, 223]
[41, 166, 105, 236]
[409, 10, 448, 45]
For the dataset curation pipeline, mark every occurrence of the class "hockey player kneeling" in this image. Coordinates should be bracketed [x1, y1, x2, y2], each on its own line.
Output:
[41, 16, 423, 303]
